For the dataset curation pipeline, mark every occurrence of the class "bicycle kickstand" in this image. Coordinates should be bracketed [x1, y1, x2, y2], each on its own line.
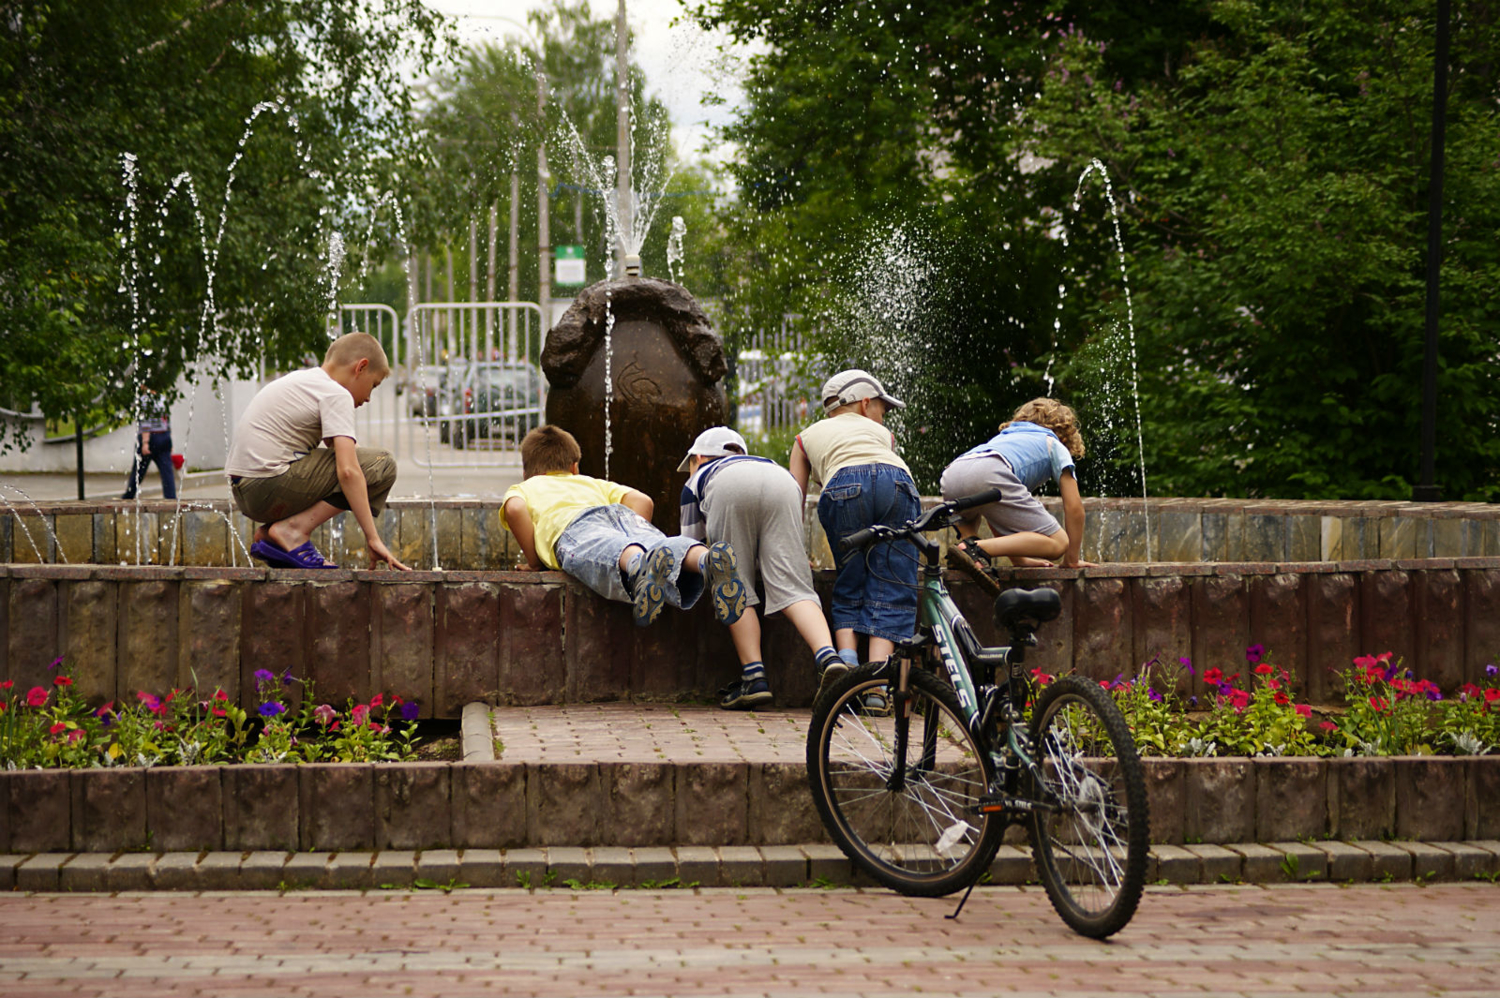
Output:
[945, 879, 980, 921]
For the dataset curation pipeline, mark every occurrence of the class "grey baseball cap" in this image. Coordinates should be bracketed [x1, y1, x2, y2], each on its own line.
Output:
[821, 369, 906, 412]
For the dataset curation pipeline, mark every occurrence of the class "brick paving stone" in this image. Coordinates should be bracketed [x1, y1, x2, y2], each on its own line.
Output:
[1310, 840, 1375, 882]
[54, 852, 112, 892]
[802, 843, 851, 885]
[415, 848, 461, 886]
[456, 848, 502, 887]
[760, 845, 808, 887]
[545, 846, 591, 885]
[281, 851, 332, 889]
[588, 846, 635, 887]
[1150, 844, 1201, 885]
[326, 851, 374, 890]
[150, 851, 200, 890]
[988, 844, 1034, 885]
[16, 853, 71, 892]
[675, 845, 719, 887]
[1182, 843, 1242, 883]
[1442, 842, 1496, 881]
[105, 852, 159, 891]
[632, 846, 677, 886]
[1269, 840, 1328, 882]
[503, 847, 547, 889]
[195, 851, 244, 890]
[1395, 840, 1457, 880]
[1226, 842, 1284, 882]
[238, 851, 289, 890]
[718, 845, 765, 887]
[1356, 839, 1415, 881]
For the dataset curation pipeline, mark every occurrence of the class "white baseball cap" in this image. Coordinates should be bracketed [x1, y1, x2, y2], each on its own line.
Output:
[821, 369, 906, 412]
[677, 426, 749, 472]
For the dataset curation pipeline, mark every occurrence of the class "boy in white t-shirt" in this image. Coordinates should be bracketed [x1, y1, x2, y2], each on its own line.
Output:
[225, 332, 409, 571]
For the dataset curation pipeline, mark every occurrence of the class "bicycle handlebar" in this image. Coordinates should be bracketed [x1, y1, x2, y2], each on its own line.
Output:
[837, 489, 1003, 552]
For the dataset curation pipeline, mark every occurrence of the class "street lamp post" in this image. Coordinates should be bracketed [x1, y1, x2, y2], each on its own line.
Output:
[616, 0, 631, 275]
[1414, 0, 1449, 503]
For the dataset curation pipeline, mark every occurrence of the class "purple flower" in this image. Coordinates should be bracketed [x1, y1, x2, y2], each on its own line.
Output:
[258, 702, 286, 717]
[1148, 688, 1163, 702]
[281, 670, 295, 687]
[1188, 695, 1199, 708]
[1178, 656, 1194, 675]
[1383, 659, 1402, 682]
[1245, 644, 1265, 666]
[1486, 664, 1498, 678]
[50, 656, 66, 671]
[1425, 688, 1444, 702]
[400, 701, 420, 721]
[253, 669, 276, 689]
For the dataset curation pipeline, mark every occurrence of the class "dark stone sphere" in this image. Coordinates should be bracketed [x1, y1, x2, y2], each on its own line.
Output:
[542, 277, 727, 534]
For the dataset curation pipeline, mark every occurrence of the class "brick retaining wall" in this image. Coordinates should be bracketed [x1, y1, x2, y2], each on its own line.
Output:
[3, 497, 1499, 569]
[4, 559, 1500, 714]
[3, 756, 1498, 854]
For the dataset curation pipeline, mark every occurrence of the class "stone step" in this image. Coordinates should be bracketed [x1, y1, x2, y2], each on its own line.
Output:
[9, 840, 1500, 893]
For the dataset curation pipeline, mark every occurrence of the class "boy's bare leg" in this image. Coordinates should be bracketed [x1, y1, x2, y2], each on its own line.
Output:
[867, 636, 895, 662]
[973, 529, 1068, 565]
[616, 543, 647, 571]
[682, 544, 709, 573]
[255, 501, 343, 552]
[727, 609, 763, 666]
[782, 599, 835, 655]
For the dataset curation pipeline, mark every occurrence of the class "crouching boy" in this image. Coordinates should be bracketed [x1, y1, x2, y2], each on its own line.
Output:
[503, 424, 746, 628]
[226, 331, 409, 571]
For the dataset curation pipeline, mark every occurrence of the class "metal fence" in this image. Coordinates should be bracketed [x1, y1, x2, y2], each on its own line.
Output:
[732, 315, 823, 435]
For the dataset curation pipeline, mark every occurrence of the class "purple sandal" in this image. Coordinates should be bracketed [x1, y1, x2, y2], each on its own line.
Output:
[251, 538, 337, 570]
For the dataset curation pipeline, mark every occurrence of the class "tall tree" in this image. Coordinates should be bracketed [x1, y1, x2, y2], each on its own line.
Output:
[0, 0, 452, 451]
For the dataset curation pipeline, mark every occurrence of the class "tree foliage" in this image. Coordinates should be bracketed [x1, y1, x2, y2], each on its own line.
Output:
[0, 0, 452, 449]
[690, 0, 1500, 499]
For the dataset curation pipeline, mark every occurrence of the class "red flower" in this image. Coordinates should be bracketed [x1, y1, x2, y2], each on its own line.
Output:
[213, 689, 229, 701]
[1319, 721, 1339, 732]
[26, 687, 48, 707]
[212, 707, 227, 717]
[67, 729, 84, 744]
[53, 675, 73, 687]
[1294, 704, 1312, 718]
[95, 701, 114, 717]
[1484, 689, 1500, 703]
[0, 702, 7, 714]
[1273, 691, 1290, 706]
[1369, 696, 1390, 713]
[0, 679, 12, 690]
[1203, 668, 1223, 685]
[49, 721, 67, 734]
[370, 694, 384, 708]
[1254, 664, 1273, 676]
[1267, 678, 1281, 691]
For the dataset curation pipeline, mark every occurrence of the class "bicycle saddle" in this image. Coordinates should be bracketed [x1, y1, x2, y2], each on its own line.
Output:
[994, 587, 1062, 630]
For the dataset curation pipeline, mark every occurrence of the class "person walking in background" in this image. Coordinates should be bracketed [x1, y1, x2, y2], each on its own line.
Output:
[121, 389, 177, 500]
[679, 426, 843, 710]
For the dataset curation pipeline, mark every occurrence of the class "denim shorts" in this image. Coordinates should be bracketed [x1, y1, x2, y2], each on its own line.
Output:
[554, 505, 704, 609]
[817, 463, 922, 643]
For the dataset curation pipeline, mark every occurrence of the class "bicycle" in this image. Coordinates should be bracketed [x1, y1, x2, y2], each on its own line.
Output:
[806, 489, 1150, 939]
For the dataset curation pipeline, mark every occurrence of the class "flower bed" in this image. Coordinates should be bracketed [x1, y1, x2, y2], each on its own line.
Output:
[1, 659, 421, 768]
[1072, 645, 1500, 758]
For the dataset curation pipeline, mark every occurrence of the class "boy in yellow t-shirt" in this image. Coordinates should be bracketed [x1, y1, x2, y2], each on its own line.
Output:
[502, 425, 747, 627]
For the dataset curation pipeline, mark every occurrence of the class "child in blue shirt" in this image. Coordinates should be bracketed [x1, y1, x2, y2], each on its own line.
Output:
[940, 398, 1093, 569]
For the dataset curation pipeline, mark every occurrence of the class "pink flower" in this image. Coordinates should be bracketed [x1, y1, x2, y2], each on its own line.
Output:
[351, 704, 370, 725]
[1319, 721, 1339, 732]
[313, 704, 337, 727]
[26, 687, 48, 707]
[1294, 704, 1312, 718]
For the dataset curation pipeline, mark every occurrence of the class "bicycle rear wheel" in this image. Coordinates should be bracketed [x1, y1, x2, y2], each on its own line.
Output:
[807, 663, 1003, 897]
[1026, 675, 1149, 938]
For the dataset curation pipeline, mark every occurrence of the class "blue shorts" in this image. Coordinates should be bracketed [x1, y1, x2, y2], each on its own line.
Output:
[817, 464, 922, 644]
[555, 505, 704, 609]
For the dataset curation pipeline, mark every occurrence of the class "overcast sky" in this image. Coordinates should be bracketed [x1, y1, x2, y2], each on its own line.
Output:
[423, 0, 751, 163]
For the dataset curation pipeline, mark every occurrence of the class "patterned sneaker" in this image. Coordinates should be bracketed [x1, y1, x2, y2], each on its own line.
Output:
[628, 546, 675, 627]
[814, 662, 849, 704]
[719, 678, 774, 711]
[703, 541, 747, 625]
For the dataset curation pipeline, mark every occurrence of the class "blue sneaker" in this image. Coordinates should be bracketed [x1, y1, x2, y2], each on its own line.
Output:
[703, 541, 747, 625]
[628, 546, 675, 627]
[719, 678, 773, 711]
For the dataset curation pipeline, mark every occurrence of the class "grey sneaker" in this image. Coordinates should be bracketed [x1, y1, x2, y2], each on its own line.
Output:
[629, 546, 675, 627]
[703, 541, 747, 625]
[719, 678, 774, 711]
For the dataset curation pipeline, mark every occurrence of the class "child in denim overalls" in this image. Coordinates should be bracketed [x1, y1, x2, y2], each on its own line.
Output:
[790, 370, 920, 699]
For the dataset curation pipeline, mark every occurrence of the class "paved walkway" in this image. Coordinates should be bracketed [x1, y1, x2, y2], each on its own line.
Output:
[491, 704, 811, 763]
[0, 883, 1496, 996]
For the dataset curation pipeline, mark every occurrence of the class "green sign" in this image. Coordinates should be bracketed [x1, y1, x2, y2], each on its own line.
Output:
[555, 245, 586, 286]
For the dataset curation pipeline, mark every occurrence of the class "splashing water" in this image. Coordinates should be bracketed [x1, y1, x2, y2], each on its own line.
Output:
[666, 215, 686, 285]
[1074, 158, 1150, 560]
[0, 485, 64, 563]
[603, 292, 616, 480]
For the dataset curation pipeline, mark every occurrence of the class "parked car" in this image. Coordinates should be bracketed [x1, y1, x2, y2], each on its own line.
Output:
[450, 361, 545, 448]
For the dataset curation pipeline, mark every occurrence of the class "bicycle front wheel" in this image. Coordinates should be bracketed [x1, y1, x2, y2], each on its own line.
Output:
[807, 663, 1003, 897]
[1026, 675, 1150, 938]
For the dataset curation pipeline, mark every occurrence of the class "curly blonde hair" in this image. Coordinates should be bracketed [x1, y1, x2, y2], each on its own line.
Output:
[999, 398, 1085, 458]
